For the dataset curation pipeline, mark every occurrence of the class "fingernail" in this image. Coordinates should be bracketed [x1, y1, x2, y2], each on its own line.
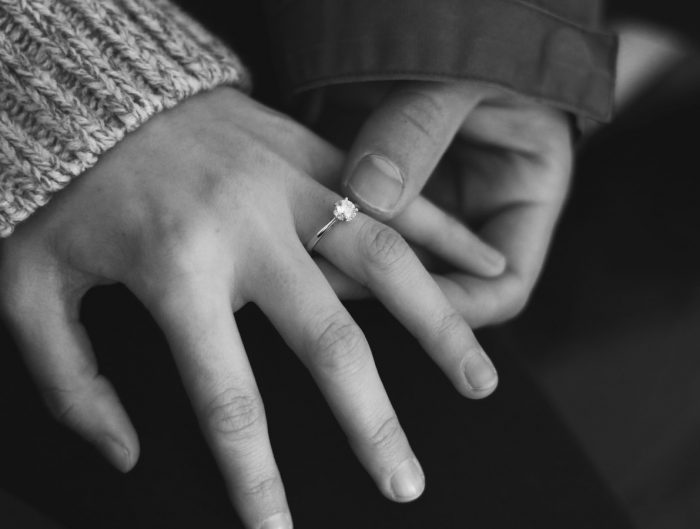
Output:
[259, 513, 293, 529]
[100, 435, 131, 473]
[389, 458, 425, 502]
[463, 351, 498, 394]
[348, 154, 404, 213]
[480, 244, 506, 275]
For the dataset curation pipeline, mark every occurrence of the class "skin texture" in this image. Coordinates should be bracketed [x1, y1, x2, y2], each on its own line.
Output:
[0, 87, 503, 529]
[340, 81, 573, 327]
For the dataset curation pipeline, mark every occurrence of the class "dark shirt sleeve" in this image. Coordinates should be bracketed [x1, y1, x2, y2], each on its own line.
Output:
[263, 0, 617, 122]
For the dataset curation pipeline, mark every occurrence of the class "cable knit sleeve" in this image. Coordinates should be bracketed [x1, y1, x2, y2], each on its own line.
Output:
[0, 0, 250, 237]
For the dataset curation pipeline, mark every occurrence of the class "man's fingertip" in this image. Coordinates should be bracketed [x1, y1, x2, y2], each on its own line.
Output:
[483, 250, 507, 277]
[462, 348, 499, 398]
[475, 240, 505, 272]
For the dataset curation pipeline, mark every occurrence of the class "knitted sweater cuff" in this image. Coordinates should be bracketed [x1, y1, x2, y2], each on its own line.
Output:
[0, 0, 250, 237]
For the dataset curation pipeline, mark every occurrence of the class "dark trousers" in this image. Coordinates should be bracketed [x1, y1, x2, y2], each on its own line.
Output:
[0, 290, 631, 528]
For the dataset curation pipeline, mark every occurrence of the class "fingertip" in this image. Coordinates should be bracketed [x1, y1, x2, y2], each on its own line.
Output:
[98, 433, 137, 473]
[388, 458, 426, 503]
[478, 246, 507, 277]
[463, 375, 499, 400]
[456, 235, 506, 278]
[98, 383, 141, 472]
[123, 433, 141, 472]
[461, 349, 499, 399]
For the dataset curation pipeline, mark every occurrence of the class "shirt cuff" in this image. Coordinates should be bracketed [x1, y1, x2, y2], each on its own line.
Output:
[265, 0, 617, 122]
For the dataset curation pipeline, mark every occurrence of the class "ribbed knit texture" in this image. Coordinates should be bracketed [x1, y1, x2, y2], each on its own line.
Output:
[0, 0, 249, 236]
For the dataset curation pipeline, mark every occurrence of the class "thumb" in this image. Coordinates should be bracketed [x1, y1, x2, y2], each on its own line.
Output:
[2, 276, 139, 473]
[343, 81, 485, 219]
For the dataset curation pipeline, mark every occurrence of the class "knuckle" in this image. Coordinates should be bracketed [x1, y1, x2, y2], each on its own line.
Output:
[392, 88, 446, 139]
[140, 225, 222, 299]
[192, 163, 253, 215]
[434, 311, 467, 338]
[47, 393, 77, 425]
[42, 386, 84, 429]
[368, 415, 403, 452]
[204, 388, 265, 440]
[308, 312, 368, 377]
[360, 223, 410, 271]
[162, 228, 214, 273]
[163, 242, 206, 280]
[240, 475, 282, 500]
[42, 374, 102, 427]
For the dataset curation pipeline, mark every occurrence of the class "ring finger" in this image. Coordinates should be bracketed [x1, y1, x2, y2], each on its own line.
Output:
[298, 185, 498, 398]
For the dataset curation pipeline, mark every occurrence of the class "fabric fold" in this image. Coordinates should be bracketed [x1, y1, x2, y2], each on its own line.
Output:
[264, 0, 617, 122]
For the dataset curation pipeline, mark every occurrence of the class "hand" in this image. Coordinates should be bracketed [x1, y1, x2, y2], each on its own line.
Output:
[339, 81, 573, 326]
[0, 87, 498, 528]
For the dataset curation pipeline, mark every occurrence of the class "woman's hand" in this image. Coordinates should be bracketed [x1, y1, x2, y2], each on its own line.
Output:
[0, 87, 498, 529]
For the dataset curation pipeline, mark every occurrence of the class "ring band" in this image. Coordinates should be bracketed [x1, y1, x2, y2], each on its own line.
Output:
[306, 198, 359, 253]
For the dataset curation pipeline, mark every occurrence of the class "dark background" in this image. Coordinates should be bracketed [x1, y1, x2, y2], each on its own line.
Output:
[2, 1, 699, 528]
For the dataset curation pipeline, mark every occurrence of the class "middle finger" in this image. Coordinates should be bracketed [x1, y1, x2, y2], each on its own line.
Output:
[253, 240, 425, 503]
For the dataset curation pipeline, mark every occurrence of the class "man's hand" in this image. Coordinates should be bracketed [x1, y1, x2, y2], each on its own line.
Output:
[341, 81, 573, 326]
[0, 87, 499, 529]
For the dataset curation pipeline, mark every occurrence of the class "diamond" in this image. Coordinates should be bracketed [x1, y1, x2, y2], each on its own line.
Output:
[333, 198, 358, 222]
